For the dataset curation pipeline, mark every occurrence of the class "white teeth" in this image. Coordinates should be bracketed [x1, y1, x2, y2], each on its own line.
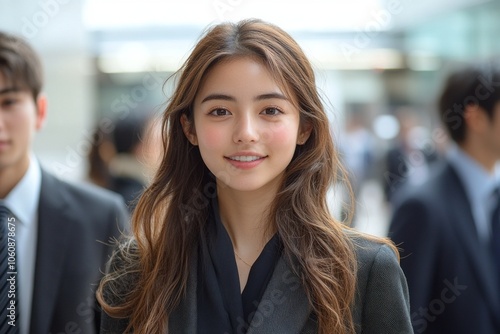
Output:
[229, 156, 261, 162]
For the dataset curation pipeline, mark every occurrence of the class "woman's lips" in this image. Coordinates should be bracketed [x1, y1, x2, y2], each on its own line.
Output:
[225, 155, 267, 169]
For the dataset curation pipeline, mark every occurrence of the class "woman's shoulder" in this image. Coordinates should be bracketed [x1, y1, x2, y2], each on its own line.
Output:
[344, 229, 412, 333]
[101, 237, 141, 306]
[107, 237, 140, 269]
[343, 229, 400, 276]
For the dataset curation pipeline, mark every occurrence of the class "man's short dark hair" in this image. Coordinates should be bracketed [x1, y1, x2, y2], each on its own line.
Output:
[112, 113, 150, 154]
[0, 31, 43, 100]
[438, 63, 500, 144]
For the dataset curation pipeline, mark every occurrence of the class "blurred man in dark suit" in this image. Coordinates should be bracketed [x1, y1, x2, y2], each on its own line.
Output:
[389, 64, 500, 333]
[0, 31, 128, 333]
[383, 108, 440, 204]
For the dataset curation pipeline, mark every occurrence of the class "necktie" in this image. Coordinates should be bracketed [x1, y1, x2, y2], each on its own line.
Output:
[491, 189, 500, 285]
[0, 205, 19, 333]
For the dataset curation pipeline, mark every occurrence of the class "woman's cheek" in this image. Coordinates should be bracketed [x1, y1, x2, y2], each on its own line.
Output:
[264, 122, 298, 146]
[197, 124, 227, 149]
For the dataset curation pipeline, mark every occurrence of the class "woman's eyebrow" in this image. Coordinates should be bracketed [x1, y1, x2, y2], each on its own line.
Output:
[201, 93, 235, 103]
[200, 92, 288, 104]
[255, 92, 289, 101]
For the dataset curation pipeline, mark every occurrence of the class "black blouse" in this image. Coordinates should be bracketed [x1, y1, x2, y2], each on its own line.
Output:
[197, 197, 282, 334]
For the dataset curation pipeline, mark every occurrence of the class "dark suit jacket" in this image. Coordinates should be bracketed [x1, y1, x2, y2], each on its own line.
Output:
[383, 145, 439, 203]
[100, 234, 412, 333]
[29, 170, 128, 334]
[389, 161, 500, 334]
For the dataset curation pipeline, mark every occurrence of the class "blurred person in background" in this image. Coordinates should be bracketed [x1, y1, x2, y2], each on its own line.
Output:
[339, 107, 376, 201]
[0, 31, 128, 334]
[383, 107, 440, 204]
[389, 64, 500, 333]
[88, 112, 161, 213]
[87, 122, 114, 189]
[338, 106, 376, 224]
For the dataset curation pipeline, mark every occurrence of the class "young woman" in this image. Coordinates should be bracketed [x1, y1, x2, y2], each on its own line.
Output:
[97, 19, 412, 334]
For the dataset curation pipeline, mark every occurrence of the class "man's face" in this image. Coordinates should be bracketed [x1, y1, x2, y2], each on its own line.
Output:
[0, 73, 45, 176]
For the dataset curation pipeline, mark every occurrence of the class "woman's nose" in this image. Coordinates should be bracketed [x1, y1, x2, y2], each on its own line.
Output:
[233, 113, 259, 143]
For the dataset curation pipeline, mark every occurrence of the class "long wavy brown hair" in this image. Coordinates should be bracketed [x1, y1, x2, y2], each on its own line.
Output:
[97, 19, 392, 334]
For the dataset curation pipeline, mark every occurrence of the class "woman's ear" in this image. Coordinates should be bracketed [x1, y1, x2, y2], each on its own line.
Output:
[297, 122, 312, 145]
[180, 114, 198, 145]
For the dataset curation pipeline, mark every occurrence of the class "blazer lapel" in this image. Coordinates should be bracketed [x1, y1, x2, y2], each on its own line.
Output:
[246, 258, 313, 334]
[446, 165, 500, 322]
[30, 171, 72, 333]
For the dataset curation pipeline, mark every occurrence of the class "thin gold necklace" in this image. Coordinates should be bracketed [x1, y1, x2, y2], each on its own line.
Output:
[234, 251, 253, 267]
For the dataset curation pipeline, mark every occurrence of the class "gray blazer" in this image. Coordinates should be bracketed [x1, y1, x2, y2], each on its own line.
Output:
[101, 235, 412, 333]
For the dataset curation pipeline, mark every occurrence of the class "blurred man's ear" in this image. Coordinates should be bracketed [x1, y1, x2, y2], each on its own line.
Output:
[35, 93, 47, 130]
[464, 104, 488, 135]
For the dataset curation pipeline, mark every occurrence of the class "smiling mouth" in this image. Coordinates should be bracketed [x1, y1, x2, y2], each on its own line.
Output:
[226, 156, 265, 162]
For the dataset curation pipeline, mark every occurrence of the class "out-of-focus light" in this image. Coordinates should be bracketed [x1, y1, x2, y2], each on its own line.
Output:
[98, 42, 405, 73]
[97, 42, 150, 73]
[319, 48, 404, 70]
[407, 51, 441, 71]
[373, 114, 400, 140]
[408, 126, 431, 149]
[98, 55, 180, 73]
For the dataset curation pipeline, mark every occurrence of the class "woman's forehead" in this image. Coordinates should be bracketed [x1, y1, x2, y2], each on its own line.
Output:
[196, 56, 298, 105]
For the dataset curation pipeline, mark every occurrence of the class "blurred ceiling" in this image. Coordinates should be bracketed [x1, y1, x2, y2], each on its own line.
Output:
[83, 0, 495, 72]
[83, 0, 491, 32]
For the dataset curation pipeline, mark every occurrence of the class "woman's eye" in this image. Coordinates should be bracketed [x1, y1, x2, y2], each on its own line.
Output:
[262, 107, 282, 116]
[209, 108, 231, 116]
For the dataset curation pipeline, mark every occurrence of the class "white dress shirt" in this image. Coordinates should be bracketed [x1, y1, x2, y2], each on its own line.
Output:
[1, 155, 41, 334]
[448, 146, 500, 242]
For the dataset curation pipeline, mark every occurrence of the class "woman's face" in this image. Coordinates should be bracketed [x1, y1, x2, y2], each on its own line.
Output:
[184, 57, 310, 194]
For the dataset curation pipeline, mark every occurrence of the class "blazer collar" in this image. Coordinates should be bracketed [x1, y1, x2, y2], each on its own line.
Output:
[30, 170, 72, 333]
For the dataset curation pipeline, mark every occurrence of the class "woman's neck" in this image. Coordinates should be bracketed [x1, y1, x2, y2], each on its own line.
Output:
[217, 185, 276, 254]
